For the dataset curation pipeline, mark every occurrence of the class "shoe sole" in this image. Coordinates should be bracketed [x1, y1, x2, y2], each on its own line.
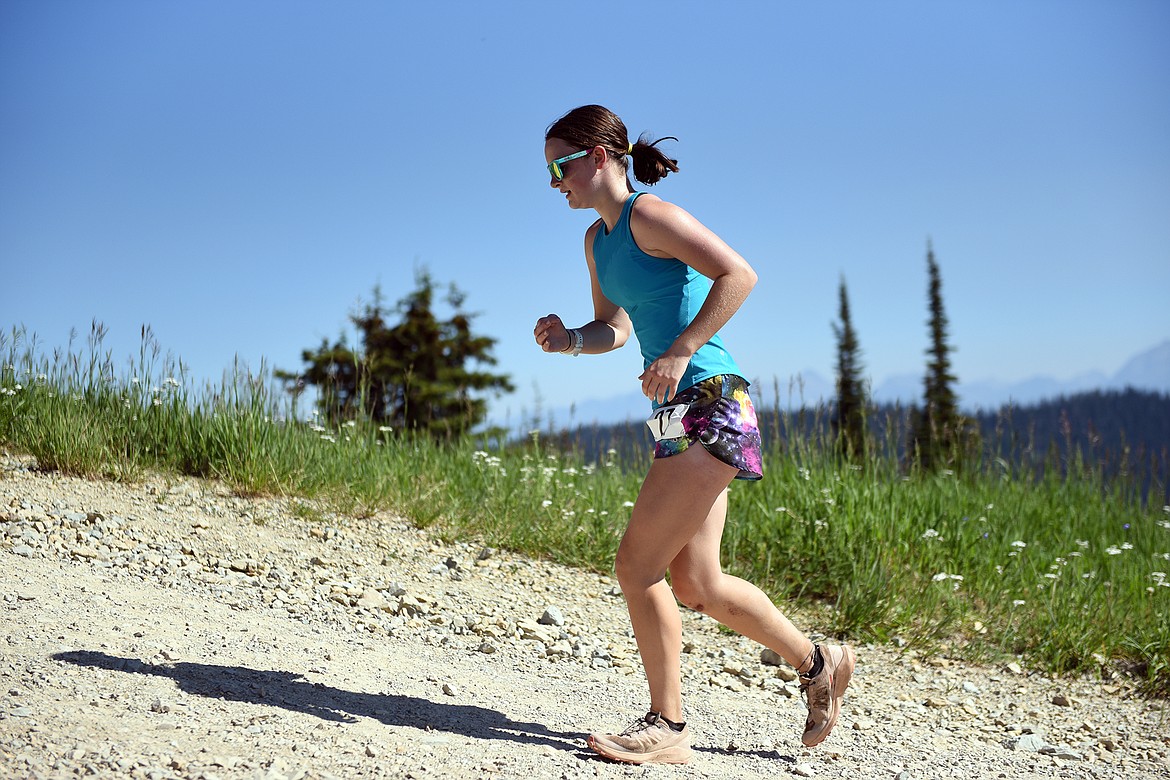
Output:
[802, 645, 856, 748]
[586, 734, 693, 764]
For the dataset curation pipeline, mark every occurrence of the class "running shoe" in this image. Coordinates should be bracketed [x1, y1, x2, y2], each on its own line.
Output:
[587, 712, 693, 764]
[799, 643, 856, 747]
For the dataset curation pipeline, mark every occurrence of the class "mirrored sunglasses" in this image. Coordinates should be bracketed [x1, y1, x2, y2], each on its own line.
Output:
[547, 150, 590, 181]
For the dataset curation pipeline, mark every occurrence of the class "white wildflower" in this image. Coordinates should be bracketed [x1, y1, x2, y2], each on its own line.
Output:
[932, 572, 963, 591]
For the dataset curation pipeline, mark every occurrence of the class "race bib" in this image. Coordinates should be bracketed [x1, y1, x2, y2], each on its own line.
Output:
[646, 402, 690, 442]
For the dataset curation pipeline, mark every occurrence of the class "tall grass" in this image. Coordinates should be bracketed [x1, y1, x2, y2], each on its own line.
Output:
[3, 323, 1168, 695]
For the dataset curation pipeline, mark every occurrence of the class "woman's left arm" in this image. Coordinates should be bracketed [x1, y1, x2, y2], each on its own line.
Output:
[630, 197, 758, 403]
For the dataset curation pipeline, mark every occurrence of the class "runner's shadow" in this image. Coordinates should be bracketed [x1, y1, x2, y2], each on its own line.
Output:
[695, 745, 795, 761]
[54, 650, 583, 752]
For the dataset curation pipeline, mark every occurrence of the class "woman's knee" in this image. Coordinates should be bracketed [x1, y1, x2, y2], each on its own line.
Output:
[613, 546, 665, 592]
[669, 572, 712, 613]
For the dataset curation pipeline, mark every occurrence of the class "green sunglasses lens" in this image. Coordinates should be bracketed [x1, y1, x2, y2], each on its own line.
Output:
[549, 162, 564, 180]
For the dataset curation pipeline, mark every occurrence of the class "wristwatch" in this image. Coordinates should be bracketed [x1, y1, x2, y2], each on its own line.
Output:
[565, 328, 583, 357]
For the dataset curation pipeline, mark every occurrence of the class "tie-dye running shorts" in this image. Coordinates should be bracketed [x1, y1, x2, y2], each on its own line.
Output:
[652, 374, 764, 481]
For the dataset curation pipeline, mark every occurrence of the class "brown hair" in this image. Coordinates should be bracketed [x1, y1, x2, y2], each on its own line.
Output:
[545, 104, 679, 186]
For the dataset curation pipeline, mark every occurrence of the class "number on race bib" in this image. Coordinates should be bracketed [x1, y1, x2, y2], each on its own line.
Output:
[646, 402, 690, 442]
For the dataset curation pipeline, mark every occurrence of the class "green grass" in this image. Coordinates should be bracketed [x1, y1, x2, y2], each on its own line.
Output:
[3, 323, 1168, 695]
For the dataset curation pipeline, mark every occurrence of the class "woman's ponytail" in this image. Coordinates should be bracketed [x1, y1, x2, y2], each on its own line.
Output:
[629, 134, 679, 186]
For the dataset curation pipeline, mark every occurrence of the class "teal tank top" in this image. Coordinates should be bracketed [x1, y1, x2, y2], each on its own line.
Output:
[592, 193, 742, 401]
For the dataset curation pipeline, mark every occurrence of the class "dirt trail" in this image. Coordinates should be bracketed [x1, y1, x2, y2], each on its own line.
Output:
[2, 458, 1167, 779]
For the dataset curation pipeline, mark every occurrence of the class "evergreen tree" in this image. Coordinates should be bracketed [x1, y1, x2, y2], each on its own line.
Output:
[909, 242, 969, 470]
[280, 272, 513, 439]
[832, 276, 867, 460]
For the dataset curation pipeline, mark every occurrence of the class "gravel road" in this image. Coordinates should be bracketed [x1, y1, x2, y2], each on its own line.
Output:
[2, 456, 1167, 779]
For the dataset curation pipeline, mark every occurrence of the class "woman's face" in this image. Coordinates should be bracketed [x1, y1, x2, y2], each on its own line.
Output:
[545, 138, 597, 210]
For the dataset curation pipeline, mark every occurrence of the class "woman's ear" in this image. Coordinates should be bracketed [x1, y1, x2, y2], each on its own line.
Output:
[591, 145, 609, 171]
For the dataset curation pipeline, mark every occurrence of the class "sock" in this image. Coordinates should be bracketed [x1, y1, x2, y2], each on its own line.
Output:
[805, 644, 825, 679]
[648, 712, 687, 732]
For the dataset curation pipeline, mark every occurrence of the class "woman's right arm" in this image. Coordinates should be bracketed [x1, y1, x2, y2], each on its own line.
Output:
[534, 221, 631, 355]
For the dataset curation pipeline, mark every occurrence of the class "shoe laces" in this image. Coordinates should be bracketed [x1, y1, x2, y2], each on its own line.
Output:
[621, 713, 662, 736]
[800, 673, 830, 710]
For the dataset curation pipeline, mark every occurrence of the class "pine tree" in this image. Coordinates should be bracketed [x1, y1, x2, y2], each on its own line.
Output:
[909, 242, 967, 470]
[832, 276, 867, 461]
[280, 272, 513, 439]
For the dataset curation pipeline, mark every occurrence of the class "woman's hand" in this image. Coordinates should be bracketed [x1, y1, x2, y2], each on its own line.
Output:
[534, 314, 571, 354]
[639, 352, 691, 404]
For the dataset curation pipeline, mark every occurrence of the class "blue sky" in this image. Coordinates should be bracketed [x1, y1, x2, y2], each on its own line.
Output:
[3, 1, 1168, 431]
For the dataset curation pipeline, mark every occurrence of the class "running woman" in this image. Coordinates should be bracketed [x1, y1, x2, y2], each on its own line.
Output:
[534, 105, 855, 765]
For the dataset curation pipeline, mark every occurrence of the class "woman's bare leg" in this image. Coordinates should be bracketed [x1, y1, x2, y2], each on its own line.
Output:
[613, 444, 741, 722]
[668, 488, 815, 670]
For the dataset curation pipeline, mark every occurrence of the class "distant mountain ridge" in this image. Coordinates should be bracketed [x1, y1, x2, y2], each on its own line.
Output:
[551, 340, 1170, 427]
[874, 339, 1170, 410]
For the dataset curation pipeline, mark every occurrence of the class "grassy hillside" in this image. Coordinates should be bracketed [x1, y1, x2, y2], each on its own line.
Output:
[3, 324, 1168, 695]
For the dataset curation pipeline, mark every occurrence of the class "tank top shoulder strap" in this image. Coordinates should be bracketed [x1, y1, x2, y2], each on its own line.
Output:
[621, 192, 643, 225]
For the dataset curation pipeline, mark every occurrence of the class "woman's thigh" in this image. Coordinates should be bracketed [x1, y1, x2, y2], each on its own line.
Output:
[616, 444, 737, 587]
